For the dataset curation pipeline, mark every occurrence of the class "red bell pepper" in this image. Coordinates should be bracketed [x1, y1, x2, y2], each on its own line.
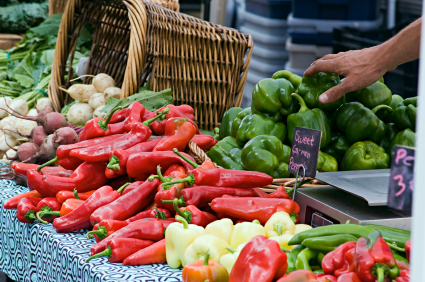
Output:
[153, 121, 197, 152]
[124, 102, 145, 132]
[143, 104, 199, 135]
[86, 238, 154, 263]
[126, 151, 196, 181]
[105, 138, 163, 178]
[332, 242, 356, 277]
[36, 198, 84, 221]
[86, 219, 130, 242]
[230, 235, 288, 281]
[355, 231, 400, 282]
[109, 108, 127, 124]
[405, 239, 411, 263]
[52, 186, 120, 233]
[3, 190, 43, 209]
[191, 134, 218, 151]
[12, 163, 74, 178]
[125, 208, 172, 223]
[27, 162, 108, 197]
[276, 270, 318, 282]
[56, 189, 96, 204]
[90, 219, 164, 255]
[78, 107, 125, 141]
[335, 273, 362, 282]
[35, 197, 61, 223]
[317, 274, 337, 282]
[322, 251, 335, 274]
[394, 270, 410, 282]
[123, 239, 166, 266]
[16, 197, 43, 223]
[90, 179, 159, 225]
[211, 197, 300, 225]
[171, 198, 216, 227]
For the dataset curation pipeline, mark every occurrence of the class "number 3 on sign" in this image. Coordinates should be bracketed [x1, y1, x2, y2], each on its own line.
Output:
[394, 174, 406, 197]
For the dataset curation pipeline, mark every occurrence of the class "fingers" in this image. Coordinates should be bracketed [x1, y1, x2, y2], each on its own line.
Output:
[319, 79, 356, 104]
[304, 59, 339, 77]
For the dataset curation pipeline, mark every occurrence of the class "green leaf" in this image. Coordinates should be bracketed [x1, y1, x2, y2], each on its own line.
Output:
[101, 88, 173, 113]
[12, 52, 34, 88]
[61, 101, 79, 117]
[0, 1, 49, 34]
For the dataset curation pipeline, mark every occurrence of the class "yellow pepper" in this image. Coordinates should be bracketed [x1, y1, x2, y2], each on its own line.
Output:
[269, 234, 295, 250]
[264, 211, 295, 238]
[166, 215, 205, 268]
[229, 220, 266, 248]
[184, 234, 230, 265]
[219, 243, 246, 274]
[294, 224, 312, 234]
[205, 218, 233, 244]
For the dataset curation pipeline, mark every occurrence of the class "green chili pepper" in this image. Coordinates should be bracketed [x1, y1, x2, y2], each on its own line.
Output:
[301, 234, 358, 252]
[295, 248, 320, 271]
[286, 245, 305, 274]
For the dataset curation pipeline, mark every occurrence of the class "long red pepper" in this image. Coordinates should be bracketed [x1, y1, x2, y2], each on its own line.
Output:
[52, 186, 120, 233]
[190, 134, 218, 151]
[12, 163, 74, 178]
[333, 242, 356, 277]
[86, 219, 130, 243]
[152, 121, 197, 152]
[36, 198, 84, 222]
[90, 219, 164, 255]
[173, 148, 216, 170]
[3, 190, 43, 209]
[126, 151, 196, 181]
[322, 251, 336, 274]
[90, 179, 160, 225]
[79, 107, 125, 141]
[120, 181, 144, 195]
[171, 198, 217, 227]
[16, 197, 43, 223]
[124, 102, 145, 132]
[56, 189, 96, 204]
[336, 272, 362, 282]
[105, 138, 163, 178]
[70, 109, 169, 162]
[210, 197, 300, 225]
[86, 238, 154, 263]
[35, 197, 61, 223]
[109, 108, 127, 124]
[125, 208, 171, 223]
[123, 239, 166, 266]
[27, 162, 108, 197]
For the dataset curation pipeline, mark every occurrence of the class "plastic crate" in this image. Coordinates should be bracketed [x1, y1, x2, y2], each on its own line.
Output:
[246, 0, 291, 19]
[288, 13, 383, 45]
[242, 11, 288, 37]
[286, 37, 332, 69]
[250, 56, 286, 77]
[333, 22, 418, 98]
[241, 26, 287, 52]
[284, 61, 305, 77]
[292, 0, 380, 21]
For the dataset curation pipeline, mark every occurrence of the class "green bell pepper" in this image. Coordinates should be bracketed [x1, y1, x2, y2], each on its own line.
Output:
[326, 109, 340, 132]
[241, 135, 291, 178]
[287, 94, 331, 149]
[317, 151, 338, 172]
[345, 79, 392, 109]
[297, 72, 343, 112]
[235, 114, 287, 146]
[219, 107, 242, 139]
[378, 94, 404, 120]
[323, 132, 351, 164]
[295, 248, 321, 271]
[389, 129, 415, 154]
[286, 245, 305, 273]
[379, 123, 399, 154]
[387, 99, 416, 131]
[272, 70, 302, 90]
[341, 141, 390, 171]
[251, 77, 298, 122]
[336, 102, 392, 144]
[207, 136, 245, 170]
[231, 107, 251, 137]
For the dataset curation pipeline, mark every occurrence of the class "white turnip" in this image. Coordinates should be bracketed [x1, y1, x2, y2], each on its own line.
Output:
[67, 103, 93, 126]
[88, 93, 106, 109]
[27, 109, 38, 117]
[17, 142, 39, 163]
[104, 87, 121, 100]
[59, 84, 97, 102]
[36, 98, 53, 112]
[9, 100, 28, 116]
[0, 97, 12, 118]
[93, 73, 115, 93]
[0, 116, 16, 129]
[93, 106, 106, 118]
[14, 118, 37, 136]
[0, 133, 17, 152]
[53, 127, 78, 148]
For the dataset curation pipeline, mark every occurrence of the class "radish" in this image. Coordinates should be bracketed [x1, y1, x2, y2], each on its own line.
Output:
[88, 93, 106, 109]
[27, 109, 38, 117]
[36, 98, 53, 112]
[59, 84, 97, 102]
[33, 135, 56, 163]
[37, 107, 54, 120]
[29, 126, 47, 147]
[67, 103, 93, 126]
[9, 100, 28, 116]
[0, 97, 12, 119]
[93, 73, 115, 93]
[17, 142, 39, 163]
[14, 118, 37, 136]
[104, 87, 121, 100]
[52, 127, 78, 148]
[93, 106, 106, 118]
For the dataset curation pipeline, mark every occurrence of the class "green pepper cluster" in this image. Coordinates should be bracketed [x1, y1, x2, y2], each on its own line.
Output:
[209, 70, 417, 176]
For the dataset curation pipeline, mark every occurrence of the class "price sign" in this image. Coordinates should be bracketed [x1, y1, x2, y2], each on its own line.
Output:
[387, 145, 415, 214]
[288, 127, 322, 178]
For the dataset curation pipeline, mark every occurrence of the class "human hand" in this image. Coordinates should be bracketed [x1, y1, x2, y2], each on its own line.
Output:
[304, 45, 392, 104]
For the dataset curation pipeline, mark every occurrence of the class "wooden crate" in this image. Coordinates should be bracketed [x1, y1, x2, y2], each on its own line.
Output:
[0, 34, 23, 50]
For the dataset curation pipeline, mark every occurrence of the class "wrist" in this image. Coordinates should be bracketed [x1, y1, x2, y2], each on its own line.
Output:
[374, 42, 399, 73]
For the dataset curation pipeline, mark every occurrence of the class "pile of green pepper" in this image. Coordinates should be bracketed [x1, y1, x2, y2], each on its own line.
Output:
[209, 70, 417, 177]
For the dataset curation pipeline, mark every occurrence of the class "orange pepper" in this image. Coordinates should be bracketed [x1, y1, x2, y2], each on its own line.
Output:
[182, 251, 229, 282]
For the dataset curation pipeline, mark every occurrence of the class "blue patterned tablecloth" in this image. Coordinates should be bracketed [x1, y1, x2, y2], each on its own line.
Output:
[0, 180, 183, 282]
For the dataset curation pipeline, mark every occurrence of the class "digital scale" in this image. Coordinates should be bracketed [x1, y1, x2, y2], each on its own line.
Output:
[294, 169, 412, 230]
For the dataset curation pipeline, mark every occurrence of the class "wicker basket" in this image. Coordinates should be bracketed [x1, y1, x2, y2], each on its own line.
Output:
[48, 0, 252, 131]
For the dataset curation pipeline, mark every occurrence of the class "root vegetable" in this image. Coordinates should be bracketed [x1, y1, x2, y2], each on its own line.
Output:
[67, 103, 93, 126]
[104, 87, 121, 100]
[37, 107, 54, 120]
[9, 100, 28, 116]
[14, 118, 37, 136]
[0, 97, 12, 118]
[93, 106, 106, 118]
[59, 84, 97, 102]
[93, 73, 115, 93]
[34, 135, 56, 163]
[2, 147, 18, 164]
[36, 98, 53, 112]
[27, 109, 38, 117]
[0, 133, 17, 152]
[17, 142, 39, 163]
[88, 93, 106, 109]
[30, 126, 47, 147]
[53, 127, 78, 148]
[0, 116, 16, 129]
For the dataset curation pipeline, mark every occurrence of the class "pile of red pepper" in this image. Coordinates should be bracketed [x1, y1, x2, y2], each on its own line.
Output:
[5, 101, 305, 267]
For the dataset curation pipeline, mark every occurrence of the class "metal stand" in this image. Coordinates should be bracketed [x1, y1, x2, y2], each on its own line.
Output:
[292, 165, 306, 201]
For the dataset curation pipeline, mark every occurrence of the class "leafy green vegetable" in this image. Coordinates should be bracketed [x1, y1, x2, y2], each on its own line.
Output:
[0, 1, 49, 34]
[101, 88, 173, 113]
[12, 52, 34, 88]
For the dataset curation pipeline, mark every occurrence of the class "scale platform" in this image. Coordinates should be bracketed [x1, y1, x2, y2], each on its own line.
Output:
[294, 186, 411, 231]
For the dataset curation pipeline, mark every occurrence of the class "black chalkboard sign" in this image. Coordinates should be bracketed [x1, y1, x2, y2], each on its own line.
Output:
[288, 127, 322, 178]
[387, 145, 414, 214]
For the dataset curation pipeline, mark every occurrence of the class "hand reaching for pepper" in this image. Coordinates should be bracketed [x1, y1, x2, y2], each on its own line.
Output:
[304, 17, 422, 104]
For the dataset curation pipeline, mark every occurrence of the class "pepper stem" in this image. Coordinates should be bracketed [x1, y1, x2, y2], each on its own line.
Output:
[172, 148, 199, 168]
[376, 267, 385, 282]
[74, 189, 79, 199]
[143, 107, 170, 126]
[226, 247, 236, 254]
[175, 215, 189, 229]
[98, 107, 123, 131]
[37, 156, 58, 172]
[107, 155, 120, 171]
[280, 247, 290, 253]
[162, 173, 195, 188]
[117, 183, 130, 194]
[86, 246, 112, 262]
[161, 196, 185, 206]
[203, 250, 210, 266]
[155, 165, 172, 183]
[371, 105, 393, 115]
[154, 207, 167, 219]
[36, 210, 60, 224]
[388, 243, 406, 252]
[276, 225, 283, 236]
[25, 210, 36, 221]
[252, 220, 261, 225]
[291, 93, 309, 113]
[86, 226, 107, 240]
[173, 198, 192, 223]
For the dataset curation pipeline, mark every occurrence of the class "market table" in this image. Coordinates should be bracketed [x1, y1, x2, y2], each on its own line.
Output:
[0, 180, 183, 282]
